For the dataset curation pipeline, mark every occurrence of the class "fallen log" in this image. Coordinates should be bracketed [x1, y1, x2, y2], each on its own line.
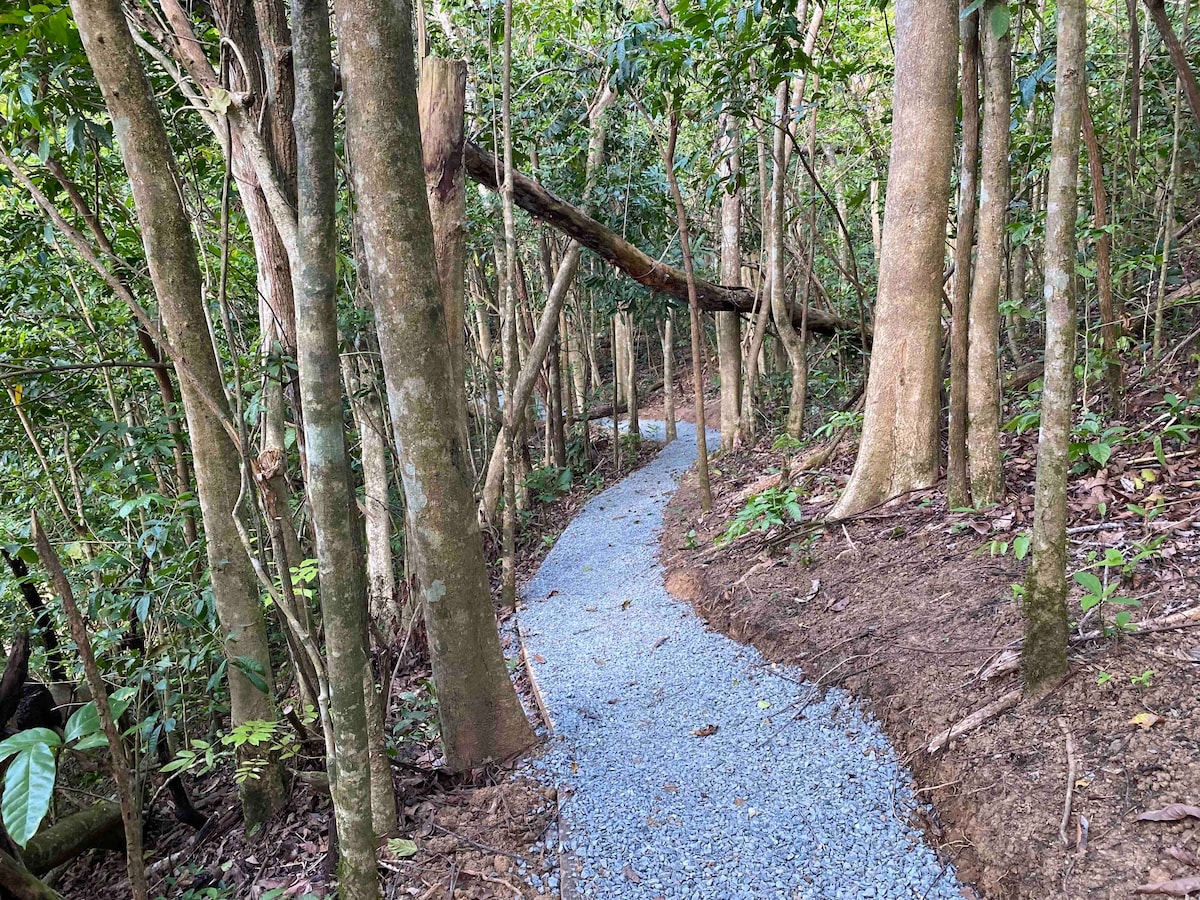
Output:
[0, 849, 62, 900]
[22, 801, 124, 875]
[582, 380, 665, 421]
[463, 141, 866, 340]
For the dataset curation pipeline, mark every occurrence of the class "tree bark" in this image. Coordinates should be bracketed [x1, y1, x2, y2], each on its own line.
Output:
[716, 111, 742, 451]
[948, 5, 980, 510]
[831, 0, 957, 518]
[291, 4, 382, 893]
[1022, 0, 1085, 693]
[69, 0, 284, 826]
[333, 0, 534, 769]
[419, 57, 469, 417]
[1081, 90, 1122, 411]
[1144, 0, 1200, 128]
[463, 142, 861, 338]
[32, 515, 146, 900]
[966, 0, 1011, 506]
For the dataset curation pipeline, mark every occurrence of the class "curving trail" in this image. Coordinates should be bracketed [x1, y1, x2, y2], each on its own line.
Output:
[520, 422, 960, 900]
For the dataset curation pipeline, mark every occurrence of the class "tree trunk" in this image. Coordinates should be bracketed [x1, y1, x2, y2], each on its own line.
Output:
[1144, 0, 1200, 128]
[716, 111, 742, 451]
[663, 110, 712, 511]
[769, 81, 807, 440]
[662, 312, 677, 442]
[419, 57, 469, 418]
[1021, 0, 1085, 693]
[333, 0, 535, 769]
[948, 4, 980, 510]
[966, 0, 1010, 506]
[1081, 91, 1122, 412]
[69, 0, 284, 826]
[831, 0, 957, 518]
[32, 515, 146, 900]
[344, 355, 399, 638]
[291, 6, 382, 893]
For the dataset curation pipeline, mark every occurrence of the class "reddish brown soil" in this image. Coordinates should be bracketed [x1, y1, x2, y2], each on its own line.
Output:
[661, 395, 1200, 898]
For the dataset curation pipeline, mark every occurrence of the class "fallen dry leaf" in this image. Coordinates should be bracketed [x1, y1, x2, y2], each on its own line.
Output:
[691, 723, 719, 737]
[1135, 876, 1200, 896]
[622, 865, 642, 884]
[663, 782, 679, 793]
[733, 797, 747, 807]
[1130, 712, 1165, 731]
[1167, 846, 1200, 867]
[1137, 804, 1200, 822]
[533, 653, 546, 664]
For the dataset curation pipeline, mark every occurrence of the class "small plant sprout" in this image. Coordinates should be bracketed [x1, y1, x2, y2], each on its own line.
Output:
[1130, 669, 1155, 688]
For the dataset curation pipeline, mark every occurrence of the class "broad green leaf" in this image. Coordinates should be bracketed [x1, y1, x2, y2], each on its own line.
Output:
[989, 4, 1011, 38]
[1088, 442, 1112, 466]
[387, 838, 418, 858]
[0, 729, 61, 762]
[2, 744, 57, 847]
[65, 696, 131, 744]
[1013, 532, 1031, 560]
[1073, 571, 1103, 596]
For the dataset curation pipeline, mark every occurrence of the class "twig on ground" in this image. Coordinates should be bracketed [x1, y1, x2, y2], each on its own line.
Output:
[1059, 717, 1076, 847]
[927, 689, 1021, 754]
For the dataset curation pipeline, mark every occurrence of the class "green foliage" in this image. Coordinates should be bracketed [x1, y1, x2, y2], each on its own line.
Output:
[718, 486, 804, 545]
[391, 680, 440, 748]
[812, 409, 863, 440]
[525, 465, 574, 503]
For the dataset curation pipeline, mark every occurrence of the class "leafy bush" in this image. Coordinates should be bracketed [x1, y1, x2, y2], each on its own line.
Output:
[718, 487, 804, 545]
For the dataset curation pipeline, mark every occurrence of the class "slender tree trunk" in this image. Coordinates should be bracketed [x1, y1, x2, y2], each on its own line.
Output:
[948, 5, 980, 510]
[69, 0, 284, 826]
[291, 7, 381, 892]
[966, 0, 1010, 506]
[1022, 0, 1085, 693]
[625, 312, 641, 443]
[769, 81, 807, 440]
[344, 355, 399, 637]
[662, 312, 677, 442]
[1081, 91, 1122, 411]
[663, 110, 712, 511]
[831, 0, 957, 519]
[32, 515, 147, 900]
[333, 0, 534, 769]
[716, 111, 742, 451]
[1144, 0, 1200, 128]
[1155, 18, 1187, 360]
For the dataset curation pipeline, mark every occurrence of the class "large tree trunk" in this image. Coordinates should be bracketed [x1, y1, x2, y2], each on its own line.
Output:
[831, 0, 957, 518]
[69, 0, 284, 826]
[463, 143, 861, 338]
[947, 4, 980, 510]
[1021, 0, 1085, 693]
[716, 111, 742, 451]
[965, 0, 1011, 506]
[333, 0, 534, 769]
[291, 6, 381, 894]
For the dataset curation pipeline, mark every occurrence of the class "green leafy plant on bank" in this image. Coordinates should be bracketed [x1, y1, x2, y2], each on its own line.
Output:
[718, 486, 805, 545]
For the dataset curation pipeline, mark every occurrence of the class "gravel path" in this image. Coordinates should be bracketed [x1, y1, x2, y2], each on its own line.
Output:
[519, 421, 960, 900]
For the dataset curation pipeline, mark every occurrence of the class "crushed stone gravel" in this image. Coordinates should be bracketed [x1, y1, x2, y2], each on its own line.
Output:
[517, 421, 962, 900]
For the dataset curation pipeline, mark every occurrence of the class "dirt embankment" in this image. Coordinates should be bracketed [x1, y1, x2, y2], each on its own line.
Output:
[661, 425, 1200, 899]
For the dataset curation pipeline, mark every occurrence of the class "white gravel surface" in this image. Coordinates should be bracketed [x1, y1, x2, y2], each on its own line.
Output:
[518, 421, 960, 900]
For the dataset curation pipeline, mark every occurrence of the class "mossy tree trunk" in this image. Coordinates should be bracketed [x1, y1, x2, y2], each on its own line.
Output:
[333, 0, 535, 769]
[291, 4, 382, 894]
[1021, 0, 1085, 693]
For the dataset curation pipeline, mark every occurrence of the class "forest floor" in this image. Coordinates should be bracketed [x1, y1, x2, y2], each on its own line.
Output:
[660, 373, 1200, 899]
[53, 429, 662, 900]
